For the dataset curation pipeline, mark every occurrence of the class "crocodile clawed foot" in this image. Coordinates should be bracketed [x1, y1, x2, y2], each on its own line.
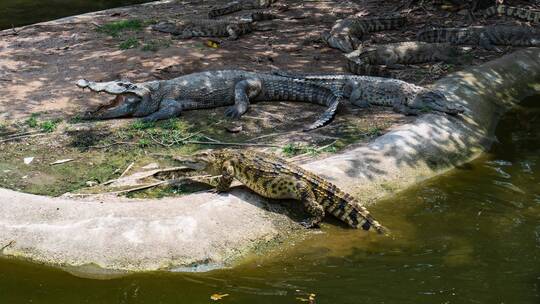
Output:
[300, 220, 320, 229]
[224, 106, 243, 119]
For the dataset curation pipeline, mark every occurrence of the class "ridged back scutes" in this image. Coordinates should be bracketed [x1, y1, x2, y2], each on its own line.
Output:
[483, 5, 540, 23]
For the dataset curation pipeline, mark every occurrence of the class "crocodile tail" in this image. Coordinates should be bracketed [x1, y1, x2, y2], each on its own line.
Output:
[330, 193, 387, 234]
[208, 1, 243, 18]
[354, 204, 387, 234]
[303, 88, 342, 132]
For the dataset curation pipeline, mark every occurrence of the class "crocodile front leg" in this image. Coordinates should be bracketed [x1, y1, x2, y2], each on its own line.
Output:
[140, 99, 183, 122]
[224, 78, 262, 118]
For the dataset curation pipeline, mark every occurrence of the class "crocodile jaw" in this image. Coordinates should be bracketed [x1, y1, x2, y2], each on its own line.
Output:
[76, 79, 150, 98]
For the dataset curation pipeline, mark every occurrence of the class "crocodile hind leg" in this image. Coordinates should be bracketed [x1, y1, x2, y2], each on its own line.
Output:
[349, 87, 370, 108]
[140, 99, 183, 122]
[224, 78, 262, 118]
[294, 181, 325, 228]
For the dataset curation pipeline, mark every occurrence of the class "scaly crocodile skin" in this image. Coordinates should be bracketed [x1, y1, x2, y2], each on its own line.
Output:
[322, 14, 407, 53]
[181, 149, 386, 233]
[417, 25, 540, 50]
[273, 71, 464, 116]
[345, 42, 462, 76]
[208, 0, 277, 18]
[483, 5, 540, 23]
[152, 18, 254, 40]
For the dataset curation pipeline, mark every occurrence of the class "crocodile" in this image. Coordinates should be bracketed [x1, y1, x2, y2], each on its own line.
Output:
[208, 0, 277, 18]
[322, 14, 407, 53]
[483, 5, 540, 23]
[417, 25, 540, 50]
[152, 12, 276, 40]
[344, 42, 464, 76]
[75, 70, 341, 131]
[175, 149, 386, 233]
[273, 71, 464, 115]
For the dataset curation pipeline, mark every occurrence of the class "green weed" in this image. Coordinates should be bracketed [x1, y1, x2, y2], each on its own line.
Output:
[40, 119, 62, 133]
[97, 19, 143, 37]
[119, 37, 140, 50]
[130, 120, 155, 130]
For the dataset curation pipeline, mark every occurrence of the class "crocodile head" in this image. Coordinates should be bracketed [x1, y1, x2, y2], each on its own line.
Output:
[412, 89, 465, 115]
[76, 79, 153, 117]
[174, 150, 230, 175]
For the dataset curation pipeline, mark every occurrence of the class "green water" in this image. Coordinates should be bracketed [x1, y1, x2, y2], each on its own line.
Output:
[1, 100, 539, 303]
[0, 0, 152, 30]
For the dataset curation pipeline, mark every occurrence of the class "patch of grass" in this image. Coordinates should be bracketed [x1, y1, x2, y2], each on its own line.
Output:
[25, 113, 40, 128]
[141, 39, 171, 52]
[138, 138, 150, 148]
[130, 120, 155, 130]
[68, 115, 82, 124]
[40, 119, 62, 133]
[282, 143, 300, 157]
[119, 37, 140, 50]
[97, 19, 143, 37]
[282, 142, 339, 157]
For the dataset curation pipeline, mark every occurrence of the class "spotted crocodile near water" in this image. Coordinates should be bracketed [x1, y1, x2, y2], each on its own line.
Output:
[208, 0, 278, 18]
[417, 25, 540, 50]
[76, 70, 341, 131]
[152, 11, 276, 40]
[175, 149, 386, 233]
[483, 5, 540, 23]
[273, 71, 464, 115]
[322, 14, 407, 53]
[344, 41, 465, 76]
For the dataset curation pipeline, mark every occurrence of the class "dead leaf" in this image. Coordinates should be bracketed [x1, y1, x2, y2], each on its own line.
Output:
[205, 39, 220, 48]
[210, 293, 229, 301]
[296, 293, 316, 303]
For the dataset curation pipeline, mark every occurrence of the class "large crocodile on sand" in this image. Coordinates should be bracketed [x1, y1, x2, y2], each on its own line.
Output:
[76, 70, 341, 131]
[345, 41, 465, 76]
[152, 12, 276, 40]
[208, 0, 277, 18]
[417, 25, 540, 50]
[175, 149, 386, 233]
[274, 72, 464, 115]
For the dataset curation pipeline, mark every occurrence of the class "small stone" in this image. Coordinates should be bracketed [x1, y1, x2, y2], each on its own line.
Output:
[23, 157, 34, 165]
[86, 181, 98, 187]
[225, 124, 243, 133]
[142, 163, 159, 170]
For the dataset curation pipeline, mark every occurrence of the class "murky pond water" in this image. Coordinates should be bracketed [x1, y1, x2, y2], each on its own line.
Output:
[1, 96, 539, 303]
[0, 0, 152, 30]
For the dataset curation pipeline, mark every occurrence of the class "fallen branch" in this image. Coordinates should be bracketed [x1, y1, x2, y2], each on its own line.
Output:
[183, 140, 281, 147]
[88, 141, 136, 149]
[1, 240, 15, 251]
[0, 133, 48, 143]
[119, 162, 135, 178]
[107, 181, 167, 195]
